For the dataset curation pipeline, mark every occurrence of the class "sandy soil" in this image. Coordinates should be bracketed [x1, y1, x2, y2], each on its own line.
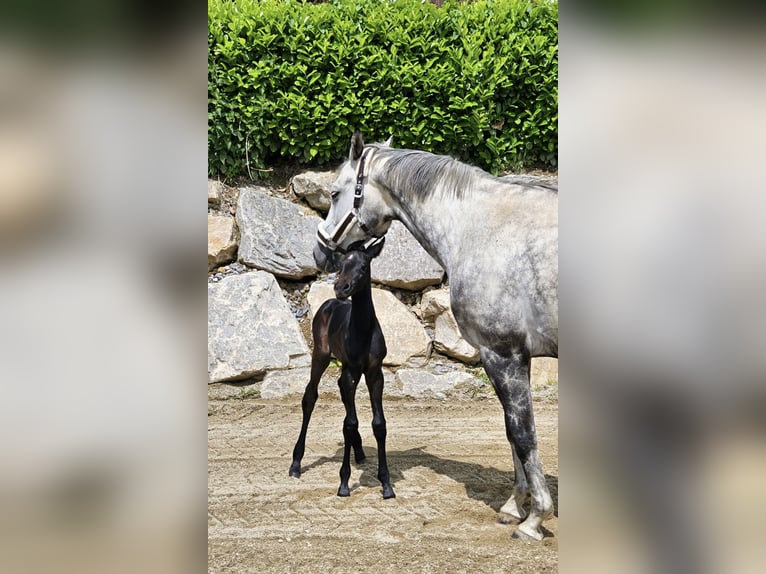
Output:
[208, 392, 558, 573]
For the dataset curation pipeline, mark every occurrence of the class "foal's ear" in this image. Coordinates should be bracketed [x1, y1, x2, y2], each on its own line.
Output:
[350, 131, 365, 161]
[366, 237, 385, 259]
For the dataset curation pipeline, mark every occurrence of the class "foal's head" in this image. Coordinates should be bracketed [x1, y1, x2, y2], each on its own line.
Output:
[333, 239, 385, 300]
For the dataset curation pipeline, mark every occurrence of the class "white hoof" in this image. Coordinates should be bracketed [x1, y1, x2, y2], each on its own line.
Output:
[498, 499, 527, 524]
[512, 521, 544, 542]
[498, 511, 523, 525]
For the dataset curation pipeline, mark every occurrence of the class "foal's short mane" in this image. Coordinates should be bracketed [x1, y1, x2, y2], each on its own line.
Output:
[366, 144, 557, 201]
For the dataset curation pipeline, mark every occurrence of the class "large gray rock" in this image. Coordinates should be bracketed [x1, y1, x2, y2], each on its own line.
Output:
[396, 368, 475, 398]
[208, 272, 311, 383]
[260, 368, 311, 398]
[371, 221, 445, 290]
[306, 281, 336, 318]
[420, 288, 480, 363]
[208, 214, 238, 271]
[307, 282, 431, 367]
[208, 179, 223, 205]
[258, 366, 401, 399]
[236, 187, 322, 279]
[290, 171, 335, 212]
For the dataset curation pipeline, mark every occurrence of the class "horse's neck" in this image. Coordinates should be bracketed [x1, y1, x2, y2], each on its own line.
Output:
[348, 279, 375, 341]
[392, 194, 465, 276]
[388, 178, 553, 277]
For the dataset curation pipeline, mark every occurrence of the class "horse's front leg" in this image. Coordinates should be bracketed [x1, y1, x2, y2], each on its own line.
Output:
[366, 365, 395, 499]
[481, 346, 553, 541]
[337, 368, 361, 497]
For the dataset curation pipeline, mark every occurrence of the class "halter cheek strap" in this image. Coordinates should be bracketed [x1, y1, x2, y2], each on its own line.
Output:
[353, 148, 370, 230]
[317, 147, 382, 252]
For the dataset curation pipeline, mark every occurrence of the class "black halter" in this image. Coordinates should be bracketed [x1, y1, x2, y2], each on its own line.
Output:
[353, 147, 374, 235]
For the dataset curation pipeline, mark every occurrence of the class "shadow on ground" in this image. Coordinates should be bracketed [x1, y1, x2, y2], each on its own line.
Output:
[296, 445, 558, 518]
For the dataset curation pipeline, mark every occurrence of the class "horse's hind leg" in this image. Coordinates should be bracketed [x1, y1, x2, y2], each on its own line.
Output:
[337, 368, 361, 497]
[366, 366, 395, 499]
[481, 346, 553, 541]
[289, 348, 331, 478]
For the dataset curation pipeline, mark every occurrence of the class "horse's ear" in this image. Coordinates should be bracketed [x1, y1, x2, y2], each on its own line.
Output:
[350, 131, 365, 161]
[383, 134, 394, 147]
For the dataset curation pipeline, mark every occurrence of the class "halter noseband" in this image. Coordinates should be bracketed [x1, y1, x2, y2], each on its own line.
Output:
[317, 147, 384, 253]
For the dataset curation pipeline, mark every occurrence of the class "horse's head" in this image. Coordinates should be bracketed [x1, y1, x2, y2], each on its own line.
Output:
[333, 238, 385, 300]
[314, 132, 394, 272]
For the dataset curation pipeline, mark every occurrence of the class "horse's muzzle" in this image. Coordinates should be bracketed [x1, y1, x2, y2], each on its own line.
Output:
[313, 242, 340, 272]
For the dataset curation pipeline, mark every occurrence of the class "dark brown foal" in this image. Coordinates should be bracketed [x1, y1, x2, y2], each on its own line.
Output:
[289, 239, 394, 499]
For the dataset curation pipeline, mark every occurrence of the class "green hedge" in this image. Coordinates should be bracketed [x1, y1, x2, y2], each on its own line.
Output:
[208, 0, 557, 178]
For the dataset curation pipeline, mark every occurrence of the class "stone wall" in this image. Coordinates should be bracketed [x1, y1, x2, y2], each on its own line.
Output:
[208, 174, 557, 399]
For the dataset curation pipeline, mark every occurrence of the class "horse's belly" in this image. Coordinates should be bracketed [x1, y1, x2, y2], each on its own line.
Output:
[449, 282, 558, 357]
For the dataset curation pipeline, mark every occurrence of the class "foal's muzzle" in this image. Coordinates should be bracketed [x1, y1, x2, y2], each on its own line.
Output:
[334, 280, 352, 300]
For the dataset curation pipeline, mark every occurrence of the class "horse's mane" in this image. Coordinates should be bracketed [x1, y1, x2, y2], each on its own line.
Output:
[366, 144, 557, 201]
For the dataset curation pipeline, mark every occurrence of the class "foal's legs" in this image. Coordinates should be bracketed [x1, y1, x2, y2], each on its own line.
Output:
[366, 365, 395, 499]
[481, 346, 553, 541]
[289, 348, 332, 478]
[337, 368, 362, 497]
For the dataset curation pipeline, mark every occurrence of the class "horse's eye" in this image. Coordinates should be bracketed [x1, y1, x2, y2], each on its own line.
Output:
[330, 190, 340, 199]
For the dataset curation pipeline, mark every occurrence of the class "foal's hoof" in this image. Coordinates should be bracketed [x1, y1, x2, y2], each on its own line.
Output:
[337, 486, 350, 497]
[382, 486, 396, 500]
[288, 464, 301, 478]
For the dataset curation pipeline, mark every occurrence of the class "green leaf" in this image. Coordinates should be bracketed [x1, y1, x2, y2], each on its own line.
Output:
[208, 0, 557, 174]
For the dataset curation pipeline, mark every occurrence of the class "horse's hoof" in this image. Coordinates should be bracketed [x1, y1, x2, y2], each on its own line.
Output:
[382, 487, 396, 499]
[354, 451, 366, 464]
[498, 511, 523, 525]
[498, 498, 527, 524]
[511, 523, 544, 542]
[288, 464, 301, 478]
[337, 487, 350, 497]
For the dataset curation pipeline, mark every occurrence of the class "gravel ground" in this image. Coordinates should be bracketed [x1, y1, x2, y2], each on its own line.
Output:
[208, 395, 558, 573]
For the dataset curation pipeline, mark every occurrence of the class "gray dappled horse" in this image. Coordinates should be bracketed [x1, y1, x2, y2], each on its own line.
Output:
[314, 133, 558, 541]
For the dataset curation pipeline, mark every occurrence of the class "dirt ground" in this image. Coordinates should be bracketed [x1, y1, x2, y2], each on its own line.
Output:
[208, 393, 558, 573]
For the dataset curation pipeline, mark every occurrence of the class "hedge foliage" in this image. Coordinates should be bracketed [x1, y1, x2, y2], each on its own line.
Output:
[208, 0, 557, 178]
